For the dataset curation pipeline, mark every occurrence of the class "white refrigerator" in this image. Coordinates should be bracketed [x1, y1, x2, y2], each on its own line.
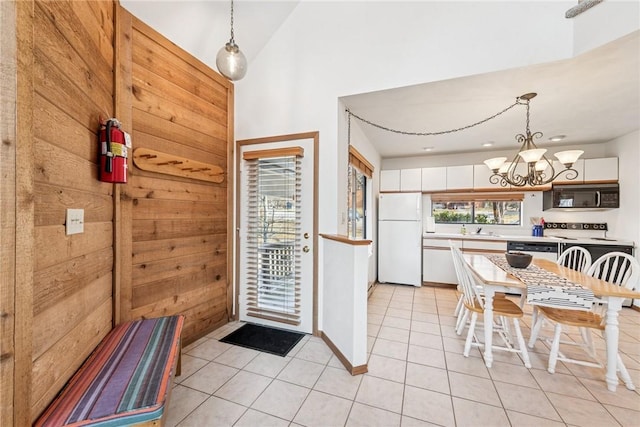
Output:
[378, 192, 422, 286]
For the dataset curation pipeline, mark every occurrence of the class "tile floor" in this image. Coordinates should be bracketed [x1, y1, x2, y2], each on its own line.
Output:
[167, 284, 640, 426]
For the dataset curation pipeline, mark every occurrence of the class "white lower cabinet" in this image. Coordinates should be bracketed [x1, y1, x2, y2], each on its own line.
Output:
[422, 239, 462, 284]
[422, 238, 507, 284]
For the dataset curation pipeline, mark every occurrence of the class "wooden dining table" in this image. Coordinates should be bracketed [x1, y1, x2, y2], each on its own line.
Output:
[463, 253, 640, 392]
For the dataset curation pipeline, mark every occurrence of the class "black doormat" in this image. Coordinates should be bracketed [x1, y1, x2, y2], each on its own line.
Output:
[219, 323, 305, 357]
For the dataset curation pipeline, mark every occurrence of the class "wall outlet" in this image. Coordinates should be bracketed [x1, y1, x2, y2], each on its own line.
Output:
[66, 209, 84, 235]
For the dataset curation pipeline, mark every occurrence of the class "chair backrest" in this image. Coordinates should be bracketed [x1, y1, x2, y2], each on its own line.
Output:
[449, 241, 483, 310]
[557, 246, 592, 273]
[586, 252, 640, 290]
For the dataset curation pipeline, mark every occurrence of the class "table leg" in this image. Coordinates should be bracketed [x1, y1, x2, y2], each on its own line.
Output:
[604, 298, 623, 392]
[483, 288, 495, 368]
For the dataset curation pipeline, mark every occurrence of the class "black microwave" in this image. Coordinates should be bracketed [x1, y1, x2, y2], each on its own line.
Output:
[543, 183, 619, 210]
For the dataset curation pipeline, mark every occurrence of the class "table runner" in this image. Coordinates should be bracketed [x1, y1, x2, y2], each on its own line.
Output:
[486, 255, 594, 310]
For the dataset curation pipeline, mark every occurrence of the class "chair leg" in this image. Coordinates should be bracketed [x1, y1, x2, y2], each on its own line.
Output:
[456, 308, 469, 336]
[512, 318, 531, 368]
[530, 306, 539, 329]
[454, 295, 463, 317]
[548, 323, 563, 374]
[528, 311, 544, 349]
[501, 315, 513, 344]
[616, 353, 636, 391]
[464, 312, 477, 358]
[579, 327, 597, 360]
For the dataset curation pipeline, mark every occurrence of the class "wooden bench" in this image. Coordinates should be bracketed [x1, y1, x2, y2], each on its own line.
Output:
[35, 315, 184, 427]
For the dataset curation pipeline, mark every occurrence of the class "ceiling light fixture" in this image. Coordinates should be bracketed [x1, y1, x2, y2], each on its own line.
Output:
[216, 0, 247, 81]
[549, 135, 566, 142]
[483, 93, 583, 187]
[482, 142, 494, 147]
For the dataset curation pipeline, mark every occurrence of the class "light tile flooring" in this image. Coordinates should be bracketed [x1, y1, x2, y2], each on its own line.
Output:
[167, 284, 640, 426]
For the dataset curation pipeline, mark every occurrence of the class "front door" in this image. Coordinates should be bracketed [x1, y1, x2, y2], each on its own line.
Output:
[237, 133, 317, 334]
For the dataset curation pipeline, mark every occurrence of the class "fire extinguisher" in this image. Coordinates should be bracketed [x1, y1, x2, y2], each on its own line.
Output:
[98, 118, 131, 183]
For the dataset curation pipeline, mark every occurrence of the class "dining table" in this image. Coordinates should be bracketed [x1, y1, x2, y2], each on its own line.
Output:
[462, 252, 640, 392]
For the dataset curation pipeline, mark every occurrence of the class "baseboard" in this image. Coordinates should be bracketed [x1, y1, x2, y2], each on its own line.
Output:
[422, 281, 457, 289]
[319, 331, 367, 376]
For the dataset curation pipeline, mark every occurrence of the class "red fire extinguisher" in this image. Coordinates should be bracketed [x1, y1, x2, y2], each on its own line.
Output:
[98, 118, 130, 183]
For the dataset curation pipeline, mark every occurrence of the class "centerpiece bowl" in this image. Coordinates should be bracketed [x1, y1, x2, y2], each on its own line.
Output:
[505, 251, 532, 269]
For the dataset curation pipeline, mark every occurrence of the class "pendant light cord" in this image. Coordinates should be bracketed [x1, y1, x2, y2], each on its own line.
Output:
[230, 0, 236, 44]
[346, 97, 524, 137]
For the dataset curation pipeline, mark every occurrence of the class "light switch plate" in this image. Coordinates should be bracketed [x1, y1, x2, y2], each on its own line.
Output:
[66, 209, 84, 235]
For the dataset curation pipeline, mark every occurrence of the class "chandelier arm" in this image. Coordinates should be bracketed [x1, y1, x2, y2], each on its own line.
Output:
[345, 99, 520, 136]
[488, 173, 509, 187]
[550, 167, 580, 182]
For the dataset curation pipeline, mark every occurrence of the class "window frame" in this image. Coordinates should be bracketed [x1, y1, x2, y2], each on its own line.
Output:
[431, 193, 524, 226]
[347, 146, 373, 240]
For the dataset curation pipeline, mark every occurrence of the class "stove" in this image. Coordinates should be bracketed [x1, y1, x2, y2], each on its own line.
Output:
[544, 222, 608, 231]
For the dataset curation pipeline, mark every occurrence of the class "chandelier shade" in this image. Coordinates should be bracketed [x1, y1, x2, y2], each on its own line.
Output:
[216, 0, 247, 81]
[484, 93, 583, 187]
[554, 150, 584, 166]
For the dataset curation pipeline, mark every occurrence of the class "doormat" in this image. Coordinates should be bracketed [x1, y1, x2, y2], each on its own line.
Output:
[219, 323, 305, 357]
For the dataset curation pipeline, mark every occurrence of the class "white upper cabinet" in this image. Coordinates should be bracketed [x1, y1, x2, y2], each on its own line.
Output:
[421, 167, 447, 191]
[446, 165, 474, 190]
[583, 157, 618, 182]
[380, 169, 400, 192]
[473, 164, 505, 189]
[400, 168, 422, 191]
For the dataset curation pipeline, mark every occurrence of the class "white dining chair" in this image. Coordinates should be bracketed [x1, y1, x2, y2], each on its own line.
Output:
[450, 244, 531, 368]
[528, 252, 639, 387]
[530, 246, 593, 327]
[451, 242, 507, 335]
[557, 246, 592, 273]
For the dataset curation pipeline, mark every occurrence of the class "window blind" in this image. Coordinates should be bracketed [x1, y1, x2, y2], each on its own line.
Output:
[348, 145, 374, 178]
[244, 153, 302, 325]
[431, 192, 525, 202]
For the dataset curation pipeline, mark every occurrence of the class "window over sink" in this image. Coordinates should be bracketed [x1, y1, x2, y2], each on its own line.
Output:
[431, 193, 523, 225]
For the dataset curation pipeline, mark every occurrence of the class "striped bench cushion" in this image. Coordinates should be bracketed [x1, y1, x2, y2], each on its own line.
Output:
[35, 315, 184, 427]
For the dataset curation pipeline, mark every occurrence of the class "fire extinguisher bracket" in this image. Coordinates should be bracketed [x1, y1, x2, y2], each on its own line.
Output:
[133, 147, 224, 184]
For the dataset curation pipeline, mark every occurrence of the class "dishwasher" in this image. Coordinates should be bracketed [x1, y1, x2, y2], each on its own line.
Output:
[506, 241, 559, 261]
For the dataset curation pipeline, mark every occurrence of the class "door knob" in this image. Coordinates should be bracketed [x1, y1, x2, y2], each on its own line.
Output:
[304, 232, 310, 239]
[303, 246, 310, 253]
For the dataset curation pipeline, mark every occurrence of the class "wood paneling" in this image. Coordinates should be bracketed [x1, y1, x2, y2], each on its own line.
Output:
[29, 0, 115, 421]
[14, 1, 35, 425]
[117, 10, 232, 342]
[3, 1, 233, 422]
[0, 2, 18, 424]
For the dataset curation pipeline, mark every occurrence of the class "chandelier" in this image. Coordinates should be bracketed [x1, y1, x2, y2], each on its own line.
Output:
[216, 0, 247, 81]
[483, 93, 583, 187]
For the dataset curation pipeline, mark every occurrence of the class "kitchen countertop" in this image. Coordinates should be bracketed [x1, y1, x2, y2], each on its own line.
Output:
[423, 232, 635, 247]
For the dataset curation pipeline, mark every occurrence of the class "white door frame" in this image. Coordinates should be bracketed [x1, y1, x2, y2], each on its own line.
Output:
[235, 132, 319, 334]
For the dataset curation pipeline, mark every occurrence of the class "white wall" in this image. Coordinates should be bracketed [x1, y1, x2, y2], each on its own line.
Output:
[234, 1, 637, 327]
[235, 1, 575, 236]
[572, 0, 640, 55]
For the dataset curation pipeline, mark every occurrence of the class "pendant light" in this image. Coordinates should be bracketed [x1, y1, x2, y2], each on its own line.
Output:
[483, 93, 583, 187]
[216, 0, 247, 81]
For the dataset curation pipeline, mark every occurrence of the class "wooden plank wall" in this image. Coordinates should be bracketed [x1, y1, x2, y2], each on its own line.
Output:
[1, 2, 18, 425]
[1, 1, 233, 422]
[118, 13, 233, 343]
[29, 0, 116, 419]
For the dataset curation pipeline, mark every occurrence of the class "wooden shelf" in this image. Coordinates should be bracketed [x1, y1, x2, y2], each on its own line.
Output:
[133, 147, 224, 183]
